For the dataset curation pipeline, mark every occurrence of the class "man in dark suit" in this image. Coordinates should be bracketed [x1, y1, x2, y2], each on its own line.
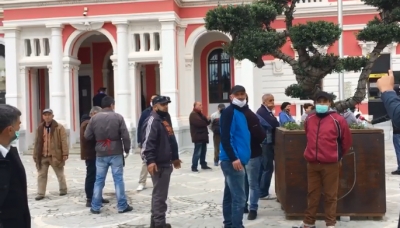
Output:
[0, 104, 31, 228]
[92, 87, 107, 107]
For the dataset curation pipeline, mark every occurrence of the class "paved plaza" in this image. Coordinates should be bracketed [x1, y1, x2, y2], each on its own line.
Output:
[26, 141, 399, 228]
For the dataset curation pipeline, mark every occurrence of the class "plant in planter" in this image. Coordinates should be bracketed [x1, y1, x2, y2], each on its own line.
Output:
[204, 0, 400, 111]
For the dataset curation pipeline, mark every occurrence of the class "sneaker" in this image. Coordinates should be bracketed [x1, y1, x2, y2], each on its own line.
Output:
[292, 222, 316, 228]
[118, 205, 133, 213]
[214, 162, 219, 166]
[191, 168, 199, 172]
[247, 210, 257, 220]
[90, 208, 100, 214]
[327, 226, 335, 228]
[86, 200, 91, 207]
[35, 196, 44, 201]
[391, 170, 400, 175]
[59, 192, 67, 196]
[136, 184, 146, 191]
[259, 194, 277, 200]
[201, 166, 212, 170]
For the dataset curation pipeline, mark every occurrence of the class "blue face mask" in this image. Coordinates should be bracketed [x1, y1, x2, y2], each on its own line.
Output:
[15, 131, 20, 140]
[315, 104, 329, 114]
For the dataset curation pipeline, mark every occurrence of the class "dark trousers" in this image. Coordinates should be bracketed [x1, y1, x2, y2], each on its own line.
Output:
[259, 144, 274, 197]
[1, 216, 30, 228]
[213, 134, 221, 163]
[151, 166, 173, 226]
[85, 159, 96, 200]
[191, 142, 207, 169]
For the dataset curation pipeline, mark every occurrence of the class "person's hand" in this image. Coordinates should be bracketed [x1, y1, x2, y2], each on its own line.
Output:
[377, 70, 395, 93]
[232, 159, 243, 171]
[147, 163, 158, 176]
[63, 155, 68, 161]
[172, 159, 182, 169]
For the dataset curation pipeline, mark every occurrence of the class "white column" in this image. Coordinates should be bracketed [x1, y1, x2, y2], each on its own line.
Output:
[150, 33, 155, 51]
[239, 59, 256, 111]
[112, 21, 131, 128]
[72, 66, 80, 142]
[140, 33, 145, 52]
[63, 64, 72, 131]
[177, 25, 188, 120]
[19, 66, 28, 132]
[40, 39, 45, 56]
[30, 69, 39, 132]
[46, 24, 66, 125]
[129, 61, 140, 130]
[102, 69, 109, 88]
[4, 27, 21, 109]
[29, 40, 34, 57]
[159, 19, 179, 126]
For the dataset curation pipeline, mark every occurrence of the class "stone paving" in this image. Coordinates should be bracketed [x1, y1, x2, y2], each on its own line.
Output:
[26, 141, 400, 228]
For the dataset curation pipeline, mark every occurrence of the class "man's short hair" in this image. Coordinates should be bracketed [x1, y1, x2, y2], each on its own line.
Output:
[281, 102, 291, 110]
[218, 104, 225, 109]
[0, 104, 21, 133]
[90, 106, 102, 114]
[303, 103, 313, 110]
[262, 93, 273, 102]
[101, 96, 115, 108]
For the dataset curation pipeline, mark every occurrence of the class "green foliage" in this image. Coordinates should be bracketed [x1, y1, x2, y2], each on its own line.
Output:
[204, 0, 400, 111]
[349, 123, 367, 129]
[282, 122, 304, 130]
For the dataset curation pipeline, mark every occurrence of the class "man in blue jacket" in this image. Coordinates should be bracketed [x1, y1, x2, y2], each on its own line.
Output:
[220, 85, 251, 228]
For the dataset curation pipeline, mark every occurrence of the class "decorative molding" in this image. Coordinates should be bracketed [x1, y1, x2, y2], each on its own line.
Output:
[158, 60, 162, 69]
[63, 64, 73, 70]
[112, 62, 118, 68]
[185, 59, 192, 68]
[234, 60, 241, 67]
[71, 22, 104, 31]
[19, 66, 26, 73]
[272, 59, 284, 75]
[128, 61, 137, 69]
[358, 41, 397, 56]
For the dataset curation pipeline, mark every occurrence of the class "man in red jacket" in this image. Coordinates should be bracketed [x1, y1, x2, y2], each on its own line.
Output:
[294, 91, 352, 228]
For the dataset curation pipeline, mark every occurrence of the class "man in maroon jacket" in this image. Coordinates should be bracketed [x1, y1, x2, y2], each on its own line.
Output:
[294, 91, 352, 228]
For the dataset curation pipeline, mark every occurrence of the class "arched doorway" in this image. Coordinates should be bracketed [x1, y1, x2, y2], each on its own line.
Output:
[207, 48, 231, 104]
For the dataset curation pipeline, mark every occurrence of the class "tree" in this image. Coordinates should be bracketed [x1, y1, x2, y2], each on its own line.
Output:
[204, 0, 400, 111]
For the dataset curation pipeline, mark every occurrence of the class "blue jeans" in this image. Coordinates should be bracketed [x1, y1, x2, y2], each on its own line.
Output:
[259, 144, 274, 197]
[393, 134, 400, 170]
[191, 142, 207, 169]
[221, 161, 246, 228]
[245, 156, 262, 211]
[91, 155, 128, 212]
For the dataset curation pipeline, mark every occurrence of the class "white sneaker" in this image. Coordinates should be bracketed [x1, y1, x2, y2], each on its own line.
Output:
[327, 226, 335, 228]
[136, 184, 146, 191]
[259, 194, 277, 200]
[292, 222, 316, 228]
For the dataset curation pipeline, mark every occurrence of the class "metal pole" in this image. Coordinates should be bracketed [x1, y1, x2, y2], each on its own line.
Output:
[338, 0, 345, 100]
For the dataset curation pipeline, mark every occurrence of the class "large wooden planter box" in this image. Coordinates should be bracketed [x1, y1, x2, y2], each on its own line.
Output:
[275, 127, 386, 217]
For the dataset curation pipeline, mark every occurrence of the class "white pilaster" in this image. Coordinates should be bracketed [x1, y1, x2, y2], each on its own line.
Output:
[4, 27, 21, 110]
[30, 69, 39, 132]
[177, 25, 188, 120]
[46, 24, 66, 125]
[112, 21, 131, 128]
[159, 19, 179, 126]
[129, 61, 140, 130]
[150, 33, 155, 51]
[72, 66, 80, 142]
[239, 59, 256, 111]
[140, 33, 145, 52]
[19, 66, 28, 131]
[40, 39, 45, 56]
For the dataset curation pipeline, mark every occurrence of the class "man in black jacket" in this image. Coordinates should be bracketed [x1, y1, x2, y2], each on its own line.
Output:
[92, 87, 107, 107]
[141, 96, 181, 228]
[0, 104, 31, 228]
[256, 93, 280, 200]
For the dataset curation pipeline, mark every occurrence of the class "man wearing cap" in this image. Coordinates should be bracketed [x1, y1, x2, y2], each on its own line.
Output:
[141, 95, 181, 228]
[136, 94, 171, 191]
[219, 85, 251, 228]
[93, 87, 107, 107]
[293, 91, 352, 228]
[210, 103, 225, 166]
[84, 96, 133, 214]
[33, 108, 68, 201]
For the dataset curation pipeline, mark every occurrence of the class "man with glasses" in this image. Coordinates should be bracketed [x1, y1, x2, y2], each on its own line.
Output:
[141, 95, 181, 228]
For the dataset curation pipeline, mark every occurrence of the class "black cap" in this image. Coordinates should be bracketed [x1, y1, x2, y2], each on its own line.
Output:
[152, 96, 171, 105]
[230, 85, 246, 94]
[315, 91, 332, 101]
[42, 108, 53, 114]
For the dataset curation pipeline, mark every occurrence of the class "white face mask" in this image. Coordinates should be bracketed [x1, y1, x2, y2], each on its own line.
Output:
[150, 102, 153, 107]
[232, 98, 246, 108]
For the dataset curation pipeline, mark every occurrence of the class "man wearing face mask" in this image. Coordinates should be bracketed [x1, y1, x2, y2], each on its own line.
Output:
[219, 85, 251, 228]
[210, 103, 225, 166]
[293, 91, 352, 228]
[141, 96, 181, 228]
[33, 108, 69, 201]
[256, 93, 280, 200]
[0, 104, 31, 228]
[136, 94, 171, 192]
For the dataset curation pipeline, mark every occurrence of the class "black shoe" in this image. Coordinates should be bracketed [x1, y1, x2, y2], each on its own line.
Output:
[392, 170, 400, 175]
[86, 200, 91, 207]
[150, 217, 155, 228]
[243, 207, 249, 213]
[155, 224, 171, 228]
[59, 192, 67, 196]
[118, 205, 133, 213]
[201, 166, 212, 170]
[35, 196, 44, 201]
[90, 209, 100, 214]
[191, 168, 199, 172]
[102, 198, 109, 203]
[247, 210, 257, 220]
